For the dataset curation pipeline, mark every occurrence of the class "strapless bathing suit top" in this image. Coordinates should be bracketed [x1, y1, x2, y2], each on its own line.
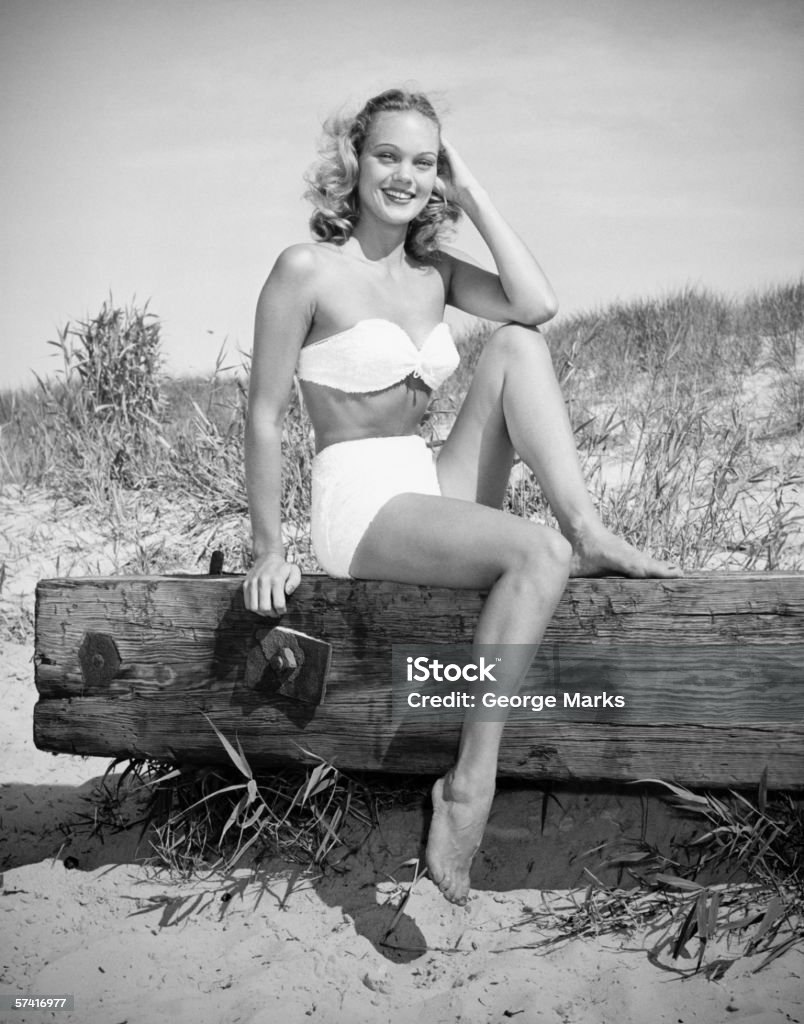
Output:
[296, 318, 460, 394]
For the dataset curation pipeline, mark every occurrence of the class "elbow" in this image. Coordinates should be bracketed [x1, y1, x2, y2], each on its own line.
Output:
[245, 406, 284, 446]
[517, 294, 559, 327]
[538, 294, 559, 324]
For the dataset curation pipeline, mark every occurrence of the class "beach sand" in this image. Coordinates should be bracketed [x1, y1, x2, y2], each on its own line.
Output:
[1, 491, 802, 1024]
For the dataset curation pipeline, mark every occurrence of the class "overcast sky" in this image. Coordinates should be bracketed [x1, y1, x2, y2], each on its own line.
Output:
[2, 0, 802, 387]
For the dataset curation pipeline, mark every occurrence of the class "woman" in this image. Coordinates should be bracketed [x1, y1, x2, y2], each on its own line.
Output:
[243, 88, 680, 906]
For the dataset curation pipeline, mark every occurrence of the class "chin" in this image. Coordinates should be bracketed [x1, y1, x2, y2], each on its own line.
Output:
[384, 202, 426, 224]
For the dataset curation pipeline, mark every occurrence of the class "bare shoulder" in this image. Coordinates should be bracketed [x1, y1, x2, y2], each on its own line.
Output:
[268, 242, 324, 281]
[257, 244, 325, 313]
[265, 242, 349, 293]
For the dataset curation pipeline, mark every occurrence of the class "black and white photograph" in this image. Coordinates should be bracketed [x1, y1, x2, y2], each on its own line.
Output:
[1, 1, 802, 1021]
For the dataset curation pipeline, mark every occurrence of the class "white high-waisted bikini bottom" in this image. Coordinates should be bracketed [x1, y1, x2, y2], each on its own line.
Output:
[310, 434, 442, 579]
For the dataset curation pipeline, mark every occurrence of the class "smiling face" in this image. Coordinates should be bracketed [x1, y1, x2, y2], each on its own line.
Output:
[356, 110, 440, 229]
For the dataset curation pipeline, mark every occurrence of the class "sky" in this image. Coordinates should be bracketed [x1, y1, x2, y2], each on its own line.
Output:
[1, 0, 802, 387]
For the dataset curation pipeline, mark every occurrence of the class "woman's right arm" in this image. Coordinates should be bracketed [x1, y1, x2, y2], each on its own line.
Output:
[243, 245, 317, 617]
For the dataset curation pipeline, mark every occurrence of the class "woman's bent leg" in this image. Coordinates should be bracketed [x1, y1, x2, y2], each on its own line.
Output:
[437, 323, 682, 578]
[350, 492, 572, 904]
[428, 538, 570, 904]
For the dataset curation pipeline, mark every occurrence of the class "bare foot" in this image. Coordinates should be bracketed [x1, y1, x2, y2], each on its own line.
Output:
[570, 526, 683, 579]
[425, 772, 494, 906]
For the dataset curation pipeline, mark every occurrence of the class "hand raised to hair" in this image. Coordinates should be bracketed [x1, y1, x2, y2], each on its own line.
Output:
[440, 137, 485, 203]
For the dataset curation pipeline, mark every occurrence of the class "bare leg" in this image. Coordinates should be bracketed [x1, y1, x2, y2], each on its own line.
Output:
[349, 494, 571, 904]
[438, 324, 683, 578]
[414, 326, 680, 902]
[350, 325, 678, 904]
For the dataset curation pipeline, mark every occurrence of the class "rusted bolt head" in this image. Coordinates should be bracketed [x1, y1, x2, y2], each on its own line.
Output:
[78, 632, 121, 688]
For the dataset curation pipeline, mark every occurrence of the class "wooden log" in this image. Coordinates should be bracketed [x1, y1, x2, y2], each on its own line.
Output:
[34, 572, 804, 789]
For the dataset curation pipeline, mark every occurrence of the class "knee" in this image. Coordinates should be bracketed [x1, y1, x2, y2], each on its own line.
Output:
[541, 530, 573, 578]
[485, 323, 551, 366]
[515, 527, 572, 585]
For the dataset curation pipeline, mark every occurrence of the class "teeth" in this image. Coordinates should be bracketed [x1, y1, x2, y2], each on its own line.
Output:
[385, 190, 413, 201]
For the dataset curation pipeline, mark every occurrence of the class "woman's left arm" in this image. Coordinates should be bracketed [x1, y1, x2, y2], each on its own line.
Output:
[441, 139, 558, 326]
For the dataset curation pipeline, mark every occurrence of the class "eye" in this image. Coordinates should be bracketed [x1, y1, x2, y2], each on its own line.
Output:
[416, 159, 436, 170]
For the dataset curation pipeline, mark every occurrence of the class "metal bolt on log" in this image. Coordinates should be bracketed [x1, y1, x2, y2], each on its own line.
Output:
[244, 626, 330, 705]
[78, 632, 121, 689]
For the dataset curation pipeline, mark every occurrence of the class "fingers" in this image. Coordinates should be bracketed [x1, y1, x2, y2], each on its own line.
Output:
[287, 562, 302, 593]
[437, 138, 480, 199]
[439, 136, 457, 172]
[242, 573, 275, 617]
[269, 564, 296, 616]
[272, 562, 302, 614]
[242, 559, 301, 617]
[246, 574, 285, 617]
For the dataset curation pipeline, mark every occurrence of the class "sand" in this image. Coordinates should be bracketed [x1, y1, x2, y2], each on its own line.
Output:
[1, 490, 802, 1024]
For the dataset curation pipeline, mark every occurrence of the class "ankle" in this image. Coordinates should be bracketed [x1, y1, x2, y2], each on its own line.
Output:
[563, 515, 605, 548]
[445, 766, 496, 804]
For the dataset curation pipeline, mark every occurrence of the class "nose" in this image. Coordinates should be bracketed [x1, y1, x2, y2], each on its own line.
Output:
[392, 159, 414, 185]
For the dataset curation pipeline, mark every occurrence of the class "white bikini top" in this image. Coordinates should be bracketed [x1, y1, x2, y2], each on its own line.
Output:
[296, 318, 460, 394]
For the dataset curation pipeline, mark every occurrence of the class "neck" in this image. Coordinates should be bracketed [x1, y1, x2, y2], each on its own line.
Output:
[350, 218, 409, 264]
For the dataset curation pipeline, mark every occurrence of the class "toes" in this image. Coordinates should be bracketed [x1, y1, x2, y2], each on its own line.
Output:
[438, 866, 468, 904]
[429, 853, 471, 907]
[439, 876, 468, 907]
[438, 872, 455, 899]
[452, 882, 469, 906]
[647, 559, 683, 578]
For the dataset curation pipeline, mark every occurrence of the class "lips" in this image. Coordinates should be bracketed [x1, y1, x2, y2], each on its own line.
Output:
[382, 188, 416, 204]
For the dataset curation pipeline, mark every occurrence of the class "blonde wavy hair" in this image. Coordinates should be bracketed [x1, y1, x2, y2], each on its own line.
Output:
[304, 89, 462, 260]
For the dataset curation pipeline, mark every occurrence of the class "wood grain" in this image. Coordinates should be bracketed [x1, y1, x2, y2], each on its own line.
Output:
[34, 572, 804, 788]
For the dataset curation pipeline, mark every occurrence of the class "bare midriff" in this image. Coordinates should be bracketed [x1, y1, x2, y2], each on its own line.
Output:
[300, 376, 433, 453]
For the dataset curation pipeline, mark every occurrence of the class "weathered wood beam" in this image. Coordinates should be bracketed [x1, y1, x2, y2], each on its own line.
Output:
[34, 572, 804, 788]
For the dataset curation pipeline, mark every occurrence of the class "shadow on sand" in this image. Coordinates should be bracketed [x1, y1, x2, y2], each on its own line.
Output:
[0, 769, 713, 965]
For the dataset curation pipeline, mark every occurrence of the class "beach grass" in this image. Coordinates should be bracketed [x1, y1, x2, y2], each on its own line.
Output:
[1, 281, 801, 584]
[2, 283, 802, 969]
